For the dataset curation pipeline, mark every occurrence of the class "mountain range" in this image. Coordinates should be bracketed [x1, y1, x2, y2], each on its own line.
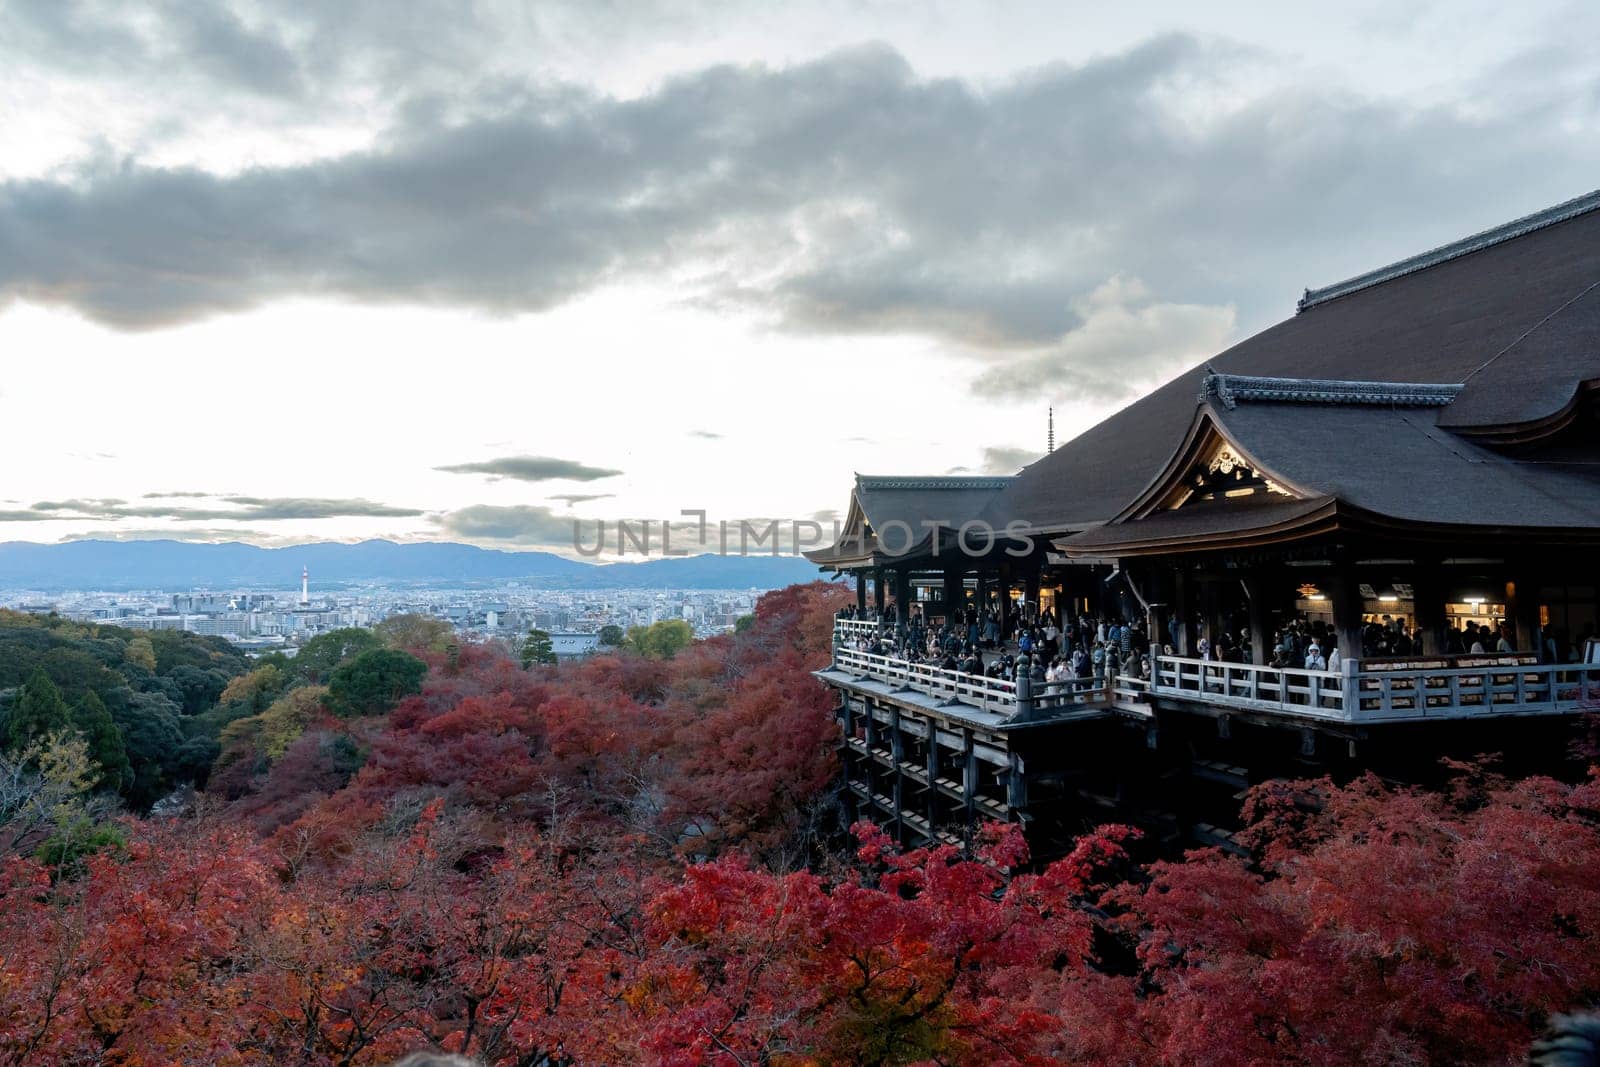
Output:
[0, 539, 826, 591]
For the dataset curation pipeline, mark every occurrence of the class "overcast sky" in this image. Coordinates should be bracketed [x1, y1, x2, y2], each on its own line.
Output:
[3, 0, 1597, 557]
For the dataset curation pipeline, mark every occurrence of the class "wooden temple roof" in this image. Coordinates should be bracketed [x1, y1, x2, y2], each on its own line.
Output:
[803, 475, 1012, 569]
[985, 189, 1600, 538]
[809, 189, 1600, 567]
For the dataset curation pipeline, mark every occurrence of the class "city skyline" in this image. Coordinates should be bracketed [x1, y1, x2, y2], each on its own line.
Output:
[4, 1, 1599, 555]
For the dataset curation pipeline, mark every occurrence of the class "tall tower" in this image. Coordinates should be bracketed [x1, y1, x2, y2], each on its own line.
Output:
[300, 566, 309, 606]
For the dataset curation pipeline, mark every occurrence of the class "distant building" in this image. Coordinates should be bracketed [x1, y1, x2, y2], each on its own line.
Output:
[549, 632, 601, 659]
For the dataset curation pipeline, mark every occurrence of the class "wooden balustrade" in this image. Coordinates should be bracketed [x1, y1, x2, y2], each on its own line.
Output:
[832, 624, 1600, 724]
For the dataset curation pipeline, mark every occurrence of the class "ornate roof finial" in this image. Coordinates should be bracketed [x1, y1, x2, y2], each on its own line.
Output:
[1047, 406, 1055, 453]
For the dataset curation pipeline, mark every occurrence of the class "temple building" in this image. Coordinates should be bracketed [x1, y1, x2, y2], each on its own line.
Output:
[806, 190, 1600, 857]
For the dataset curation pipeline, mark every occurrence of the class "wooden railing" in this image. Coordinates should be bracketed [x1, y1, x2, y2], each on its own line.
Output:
[834, 646, 1021, 716]
[1350, 661, 1600, 722]
[1153, 656, 1347, 720]
[832, 642, 1112, 720]
[831, 624, 1600, 724]
[1147, 654, 1600, 723]
[834, 618, 886, 642]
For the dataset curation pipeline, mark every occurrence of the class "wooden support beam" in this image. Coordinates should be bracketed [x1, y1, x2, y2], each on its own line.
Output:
[1006, 751, 1028, 810]
[890, 706, 905, 845]
[962, 728, 978, 845]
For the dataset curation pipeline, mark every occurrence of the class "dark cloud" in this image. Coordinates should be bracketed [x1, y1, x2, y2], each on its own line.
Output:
[2, 34, 1597, 398]
[547, 493, 616, 505]
[27, 496, 420, 521]
[435, 456, 623, 483]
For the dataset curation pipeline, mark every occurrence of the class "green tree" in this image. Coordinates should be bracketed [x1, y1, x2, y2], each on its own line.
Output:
[326, 649, 427, 719]
[521, 629, 557, 668]
[26, 729, 123, 874]
[734, 614, 755, 634]
[166, 664, 230, 715]
[108, 690, 185, 810]
[6, 670, 71, 752]
[218, 664, 286, 714]
[123, 636, 157, 671]
[375, 613, 454, 653]
[623, 619, 695, 660]
[292, 627, 383, 684]
[71, 691, 128, 788]
[598, 624, 625, 647]
[219, 685, 328, 763]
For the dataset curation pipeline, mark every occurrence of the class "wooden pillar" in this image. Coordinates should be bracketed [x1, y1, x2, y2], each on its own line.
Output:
[961, 728, 979, 849]
[1171, 567, 1191, 655]
[889, 706, 905, 844]
[1198, 576, 1221, 653]
[943, 567, 964, 624]
[975, 571, 991, 615]
[872, 567, 885, 616]
[1331, 566, 1365, 665]
[1006, 751, 1028, 811]
[997, 562, 1013, 638]
[925, 728, 940, 835]
[1242, 574, 1270, 665]
[855, 572, 867, 614]
[1507, 574, 1542, 657]
[1413, 562, 1447, 655]
[839, 697, 855, 818]
[893, 568, 912, 635]
[1023, 570, 1041, 624]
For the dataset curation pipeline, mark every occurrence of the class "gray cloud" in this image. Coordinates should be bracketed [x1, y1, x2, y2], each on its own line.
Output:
[141, 490, 216, 498]
[978, 446, 1043, 475]
[547, 492, 615, 505]
[27, 496, 420, 521]
[2, 33, 1597, 399]
[433, 505, 594, 548]
[433, 505, 835, 555]
[435, 455, 623, 483]
[688, 430, 724, 439]
[946, 446, 1045, 476]
[57, 527, 285, 544]
[0, 510, 76, 522]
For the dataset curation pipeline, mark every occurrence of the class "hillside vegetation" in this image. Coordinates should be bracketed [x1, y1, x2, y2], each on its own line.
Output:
[0, 586, 1597, 1065]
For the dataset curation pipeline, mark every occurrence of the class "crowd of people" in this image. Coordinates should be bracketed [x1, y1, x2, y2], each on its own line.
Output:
[840, 599, 1566, 692]
[837, 603, 1155, 691]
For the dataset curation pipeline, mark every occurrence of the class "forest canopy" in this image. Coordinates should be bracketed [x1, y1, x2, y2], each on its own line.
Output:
[0, 589, 1596, 1065]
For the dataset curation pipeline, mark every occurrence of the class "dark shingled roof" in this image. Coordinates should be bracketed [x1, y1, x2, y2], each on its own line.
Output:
[1064, 495, 1337, 556]
[803, 475, 1011, 567]
[986, 191, 1600, 535]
